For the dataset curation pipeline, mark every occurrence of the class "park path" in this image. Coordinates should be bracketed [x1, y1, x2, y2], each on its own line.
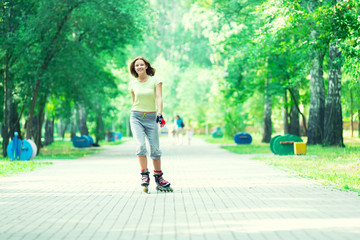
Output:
[1, 137, 360, 240]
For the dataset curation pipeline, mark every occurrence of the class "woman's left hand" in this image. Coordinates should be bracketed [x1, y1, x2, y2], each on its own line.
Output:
[156, 114, 166, 128]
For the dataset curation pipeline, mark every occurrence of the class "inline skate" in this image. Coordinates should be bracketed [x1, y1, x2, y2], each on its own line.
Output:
[154, 171, 173, 192]
[141, 170, 150, 193]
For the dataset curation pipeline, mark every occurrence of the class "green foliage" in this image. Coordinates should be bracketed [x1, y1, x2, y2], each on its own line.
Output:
[175, 66, 214, 124]
[1, 0, 150, 151]
[2, 0, 359, 147]
[117, 1, 221, 130]
[0, 160, 52, 177]
[198, 0, 359, 140]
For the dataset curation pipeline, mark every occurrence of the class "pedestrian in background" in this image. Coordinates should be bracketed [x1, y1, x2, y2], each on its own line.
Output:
[174, 115, 184, 145]
[186, 126, 193, 145]
[168, 121, 176, 145]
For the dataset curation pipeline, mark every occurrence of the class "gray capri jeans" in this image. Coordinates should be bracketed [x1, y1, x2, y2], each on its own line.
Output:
[130, 111, 161, 159]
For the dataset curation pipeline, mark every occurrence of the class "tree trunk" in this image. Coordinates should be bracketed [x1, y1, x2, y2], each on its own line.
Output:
[57, 119, 68, 140]
[299, 104, 307, 136]
[307, 0, 325, 144]
[282, 89, 289, 135]
[323, 42, 344, 146]
[262, 78, 272, 143]
[27, 115, 39, 145]
[95, 107, 105, 144]
[289, 87, 300, 136]
[35, 112, 45, 153]
[44, 116, 54, 146]
[70, 108, 77, 140]
[1, 1, 12, 156]
[2, 54, 10, 156]
[350, 88, 353, 137]
[307, 48, 325, 144]
[25, 78, 41, 139]
[31, 94, 47, 154]
[289, 105, 300, 136]
[10, 100, 22, 138]
[78, 104, 89, 135]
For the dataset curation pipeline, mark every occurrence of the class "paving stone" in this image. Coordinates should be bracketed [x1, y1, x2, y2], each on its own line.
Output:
[1, 137, 360, 240]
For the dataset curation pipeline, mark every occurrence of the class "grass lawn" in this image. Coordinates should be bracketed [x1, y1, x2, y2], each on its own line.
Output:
[98, 139, 126, 146]
[0, 138, 125, 177]
[0, 160, 53, 177]
[199, 133, 271, 154]
[36, 141, 103, 159]
[201, 132, 360, 193]
[256, 142, 360, 193]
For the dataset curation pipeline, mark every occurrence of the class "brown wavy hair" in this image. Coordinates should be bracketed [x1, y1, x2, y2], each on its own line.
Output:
[129, 56, 156, 78]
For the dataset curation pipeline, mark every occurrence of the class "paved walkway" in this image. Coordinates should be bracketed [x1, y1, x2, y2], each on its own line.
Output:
[1, 137, 360, 240]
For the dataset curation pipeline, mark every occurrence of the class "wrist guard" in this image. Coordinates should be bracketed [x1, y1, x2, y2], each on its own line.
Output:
[156, 114, 166, 125]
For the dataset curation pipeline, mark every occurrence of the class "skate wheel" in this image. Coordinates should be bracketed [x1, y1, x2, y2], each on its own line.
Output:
[143, 186, 149, 193]
[156, 186, 173, 192]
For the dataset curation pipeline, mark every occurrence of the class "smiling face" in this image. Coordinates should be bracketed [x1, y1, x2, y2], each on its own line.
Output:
[134, 59, 148, 76]
[130, 56, 155, 78]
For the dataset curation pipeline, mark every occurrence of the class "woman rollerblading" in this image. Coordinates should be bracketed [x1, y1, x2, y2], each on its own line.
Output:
[128, 56, 173, 193]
